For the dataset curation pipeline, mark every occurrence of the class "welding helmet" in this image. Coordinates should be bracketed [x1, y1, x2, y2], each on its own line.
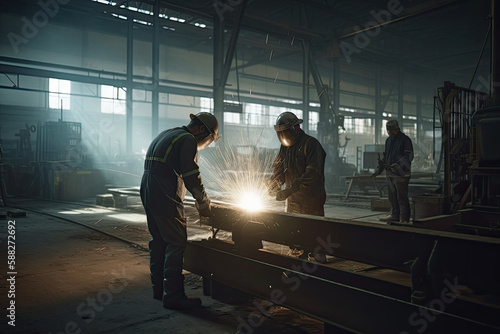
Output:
[274, 112, 303, 147]
[190, 112, 222, 150]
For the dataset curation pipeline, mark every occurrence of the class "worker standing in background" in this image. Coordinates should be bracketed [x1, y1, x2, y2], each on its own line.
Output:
[372, 119, 414, 224]
[268, 112, 327, 261]
[140, 112, 220, 309]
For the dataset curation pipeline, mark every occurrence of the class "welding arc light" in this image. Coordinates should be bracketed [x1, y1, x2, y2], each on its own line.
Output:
[237, 191, 264, 212]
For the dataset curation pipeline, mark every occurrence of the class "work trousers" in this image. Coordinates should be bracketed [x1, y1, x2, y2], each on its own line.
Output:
[143, 204, 187, 299]
[387, 176, 411, 221]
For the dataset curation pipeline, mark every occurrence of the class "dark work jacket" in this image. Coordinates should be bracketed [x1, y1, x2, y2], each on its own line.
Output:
[140, 126, 208, 220]
[270, 130, 327, 216]
[382, 131, 414, 177]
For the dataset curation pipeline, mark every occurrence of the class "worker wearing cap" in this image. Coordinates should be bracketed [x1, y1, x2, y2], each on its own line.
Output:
[372, 119, 414, 224]
[140, 112, 221, 309]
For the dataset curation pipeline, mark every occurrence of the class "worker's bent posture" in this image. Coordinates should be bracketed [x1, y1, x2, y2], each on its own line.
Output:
[140, 112, 220, 309]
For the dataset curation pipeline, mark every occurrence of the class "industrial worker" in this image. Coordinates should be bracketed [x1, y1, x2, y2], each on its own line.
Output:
[372, 119, 414, 224]
[268, 112, 327, 261]
[140, 112, 220, 309]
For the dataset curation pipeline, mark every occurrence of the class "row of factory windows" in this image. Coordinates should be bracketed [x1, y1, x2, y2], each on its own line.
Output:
[48, 79, 417, 137]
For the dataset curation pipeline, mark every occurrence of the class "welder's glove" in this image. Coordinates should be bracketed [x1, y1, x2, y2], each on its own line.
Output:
[390, 163, 399, 173]
[196, 196, 213, 217]
[267, 179, 281, 197]
[276, 188, 294, 201]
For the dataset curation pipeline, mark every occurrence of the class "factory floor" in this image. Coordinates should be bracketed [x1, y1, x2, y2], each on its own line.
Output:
[0, 194, 389, 334]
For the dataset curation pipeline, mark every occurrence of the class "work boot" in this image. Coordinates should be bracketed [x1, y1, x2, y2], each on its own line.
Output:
[163, 293, 202, 309]
[163, 275, 201, 309]
[399, 219, 411, 225]
[379, 213, 399, 222]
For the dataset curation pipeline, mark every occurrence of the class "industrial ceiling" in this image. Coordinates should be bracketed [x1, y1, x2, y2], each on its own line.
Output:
[3, 0, 493, 92]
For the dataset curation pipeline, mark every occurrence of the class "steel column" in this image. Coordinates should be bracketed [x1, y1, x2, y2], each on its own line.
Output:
[151, 0, 160, 137]
[126, 15, 133, 153]
[492, 0, 500, 105]
[375, 66, 382, 144]
[213, 14, 225, 138]
[398, 67, 404, 127]
[302, 40, 310, 129]
[214, 0, 247, 139]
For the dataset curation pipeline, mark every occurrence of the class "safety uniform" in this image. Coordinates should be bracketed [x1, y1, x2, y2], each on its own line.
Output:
[381, 131, 414, 221]
[270, 129, 327, 216]
[140, 126, 209, 301]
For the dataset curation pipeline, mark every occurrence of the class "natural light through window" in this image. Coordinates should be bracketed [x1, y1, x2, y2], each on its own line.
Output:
[49, 78, 71, 110]
[101, 85, 126, 114]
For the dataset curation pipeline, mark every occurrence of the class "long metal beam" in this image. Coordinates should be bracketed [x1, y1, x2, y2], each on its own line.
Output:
[184, 239, 500, 333]
[207, 204, 500, 296]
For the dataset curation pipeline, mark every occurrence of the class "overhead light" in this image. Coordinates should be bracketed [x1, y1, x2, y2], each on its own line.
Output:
[111, 13, 127, 20]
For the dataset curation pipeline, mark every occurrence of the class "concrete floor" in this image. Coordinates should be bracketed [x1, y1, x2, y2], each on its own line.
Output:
[0, 194, 388, 334]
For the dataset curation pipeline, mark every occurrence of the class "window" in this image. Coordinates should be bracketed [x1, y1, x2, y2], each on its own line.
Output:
[49, 78, 71, 110]
[101, 85, 126, 114]
[224, 112, 241, 124]
[309, 111, 319, 131]
[245, 103, 264, 126]
[200, 97, 213, 113]
[345, 117, 374, 135]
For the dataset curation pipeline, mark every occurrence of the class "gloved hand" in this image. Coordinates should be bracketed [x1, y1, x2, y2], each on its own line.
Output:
[390, 163, 399, 173]
[267, 179, 281, 197]
[196, 196, 213, 217]
[276, 188, 294, 201]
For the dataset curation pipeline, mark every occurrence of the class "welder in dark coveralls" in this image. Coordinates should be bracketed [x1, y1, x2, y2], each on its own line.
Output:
[140, 112, 220, 309]
[372, 119, 414, 224]
[268, 112, 327, 261]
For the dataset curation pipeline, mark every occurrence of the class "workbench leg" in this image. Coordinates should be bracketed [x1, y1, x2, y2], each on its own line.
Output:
[344, 178, 354, 200]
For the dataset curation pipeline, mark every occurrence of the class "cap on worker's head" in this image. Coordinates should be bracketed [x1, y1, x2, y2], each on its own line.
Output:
[190, 112, 220, 138]
[386, 119, 399, 131]
[274, 112, 303, 132]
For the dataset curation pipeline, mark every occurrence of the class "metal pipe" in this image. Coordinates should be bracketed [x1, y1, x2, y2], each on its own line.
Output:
[492, 0, 500, 105]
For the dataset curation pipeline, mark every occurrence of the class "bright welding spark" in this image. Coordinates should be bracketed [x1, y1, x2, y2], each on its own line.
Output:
[237, 190, 264, 212]
[198, 140, 280, 213]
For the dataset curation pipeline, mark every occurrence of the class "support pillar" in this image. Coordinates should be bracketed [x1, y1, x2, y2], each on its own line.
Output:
[213, 15, 225, 138]
[151, 0, 160, 138]
[375, 66, 382, 144]
[302, 40, 310, 129]
[398, 68, 404, 127]
[126, 15, 133, 153]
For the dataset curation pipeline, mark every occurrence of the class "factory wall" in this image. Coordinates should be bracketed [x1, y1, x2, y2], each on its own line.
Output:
[1, 6, 441, 183]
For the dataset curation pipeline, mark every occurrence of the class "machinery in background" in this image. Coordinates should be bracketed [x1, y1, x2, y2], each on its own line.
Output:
[416, 82, 500, 237]
[3, 120, 106, 201]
